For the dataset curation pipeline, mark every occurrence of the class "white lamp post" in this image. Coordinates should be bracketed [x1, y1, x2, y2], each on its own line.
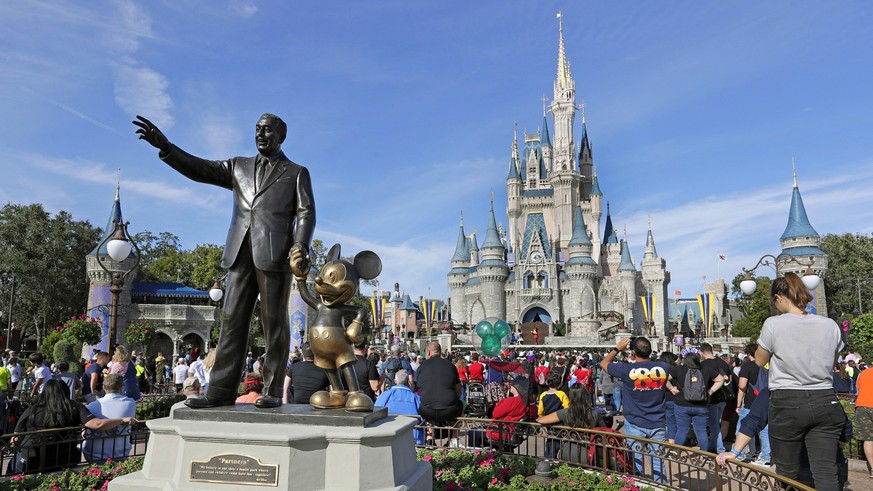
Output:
[739, 254, 820, 296]
[94, 219, 140, 353]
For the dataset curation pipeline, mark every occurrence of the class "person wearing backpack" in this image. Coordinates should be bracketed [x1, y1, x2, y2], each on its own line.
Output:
[379, 345, 411, 391]
[699, 343, 733, 453]
[666, 352, 723, 451]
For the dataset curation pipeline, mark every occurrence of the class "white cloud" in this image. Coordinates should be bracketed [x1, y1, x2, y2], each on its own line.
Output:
[197, 115, 247, 159]
[229, 0, 258, 18]
[113, 63, 174, 128]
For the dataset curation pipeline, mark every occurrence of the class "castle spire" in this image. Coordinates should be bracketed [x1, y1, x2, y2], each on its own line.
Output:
[618, 237, 636, 272]
[89, 180, 127, 256]
[451, 211, 469, 262]
[780, 167, 819, 240]
[541, 112, 551, 147]
[482, 197, 504, 249]
[508, 124, 520, 179]
[602, 202, 617, 244]
[644, 215, 658, 258]
[555, 12, 572, 91]
[591, 164, 602, 195]
[568, 205, 592, 246]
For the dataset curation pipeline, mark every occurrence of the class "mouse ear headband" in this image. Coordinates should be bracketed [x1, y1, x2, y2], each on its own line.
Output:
[354, 251, 382, 280]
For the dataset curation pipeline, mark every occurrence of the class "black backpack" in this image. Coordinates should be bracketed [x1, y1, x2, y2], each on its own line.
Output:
[682, 368, 708, 403]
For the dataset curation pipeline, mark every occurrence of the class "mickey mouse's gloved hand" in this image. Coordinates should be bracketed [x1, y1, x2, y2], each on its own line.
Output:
[346, 319, 364, 345]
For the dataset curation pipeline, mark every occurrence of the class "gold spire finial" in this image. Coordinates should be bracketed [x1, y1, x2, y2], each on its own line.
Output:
[556, 12, 571, 90]
[792, 157, 798, 188]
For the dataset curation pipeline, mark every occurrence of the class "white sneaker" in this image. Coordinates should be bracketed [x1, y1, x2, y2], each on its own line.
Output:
[751, 458, 771, 467]
[449, 438, 460, 448]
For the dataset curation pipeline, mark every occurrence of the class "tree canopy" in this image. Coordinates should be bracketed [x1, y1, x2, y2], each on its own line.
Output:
[0, 203, 100, 342]
[729, 273, 773, 341]
[821, 233, 873, 316]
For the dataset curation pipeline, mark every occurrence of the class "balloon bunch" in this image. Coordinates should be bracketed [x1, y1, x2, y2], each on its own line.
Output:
[475, 317, 511, 357]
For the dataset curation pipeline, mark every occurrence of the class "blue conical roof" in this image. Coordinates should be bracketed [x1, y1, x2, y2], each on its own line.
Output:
[89, 185, 134, 257]
[541, 115, 551, 147]
[508, 158, 519, 180]
[591, 171, 602, 196]
[618, 239, 635, 271]
[780, 185, 819, 240]
[482, 204, 504, 249]
[568, 206, 591, 246]
[646, 229, 657, 257]
[681, 305, 690, 328]
[602, 204, 614, 245]
[451, 221, 468, 262]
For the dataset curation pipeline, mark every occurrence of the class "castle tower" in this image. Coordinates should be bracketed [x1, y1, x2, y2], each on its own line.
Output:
[86, 183, 137, 351]
[448, 213, 470, 325]
[551, 13, 576, 172]
[479, 200, 509, 320]
[564, 205, 597, 332]
[589, 165, 603, 262]
[600, 204, 621, 276]
[778, 168, 828, 315]
[641, 221, 671, 337]
[578, 107, 593, 196]
[617, 236, 638, 331]
[506, 126, 523, 249]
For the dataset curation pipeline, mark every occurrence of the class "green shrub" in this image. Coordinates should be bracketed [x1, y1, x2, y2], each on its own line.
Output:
[0, 457, 143, 490]
[39, 330, 63, 360]
[52, 339, 79, 374]
[136, 394, 185, 420]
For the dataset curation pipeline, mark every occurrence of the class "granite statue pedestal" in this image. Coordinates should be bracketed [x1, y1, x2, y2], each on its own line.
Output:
[110, 403, 432, 491]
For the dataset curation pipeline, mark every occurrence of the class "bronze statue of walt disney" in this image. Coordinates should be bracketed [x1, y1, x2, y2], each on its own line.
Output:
[291, 244, 381, 412]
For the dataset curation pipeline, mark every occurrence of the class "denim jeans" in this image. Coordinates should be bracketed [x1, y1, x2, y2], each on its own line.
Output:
[674, 404, 710, 451]
[665, 401, 677, 441]
[769, 389, 845, 491]
[708, 401, 726, 452]
[613, 388, 622, 413]
[737, 406, 771, 461]
[623, 420, 666, 483]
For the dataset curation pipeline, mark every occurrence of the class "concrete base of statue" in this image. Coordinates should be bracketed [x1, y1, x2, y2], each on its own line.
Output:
[110, 402, 432, 491]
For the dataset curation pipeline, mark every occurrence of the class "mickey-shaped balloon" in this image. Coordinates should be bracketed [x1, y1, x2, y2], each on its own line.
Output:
[476, 317, 511, 357]
[291, 243, 381, 412]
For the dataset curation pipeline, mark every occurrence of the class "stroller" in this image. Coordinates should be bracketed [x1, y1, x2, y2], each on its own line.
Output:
[465, 382, 488, 417]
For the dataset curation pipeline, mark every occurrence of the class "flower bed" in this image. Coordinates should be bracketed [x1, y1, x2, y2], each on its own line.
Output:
[0, 458, 142, 491]
[419, 448, 654, 491]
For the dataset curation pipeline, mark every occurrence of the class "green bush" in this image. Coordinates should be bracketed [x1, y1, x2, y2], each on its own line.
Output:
[0, 457, 143, 491]
[418, 448, 654, 491]
[52, 339, 79, 374]
[136, 394, 185, 420]
[39, 330, 63, 360]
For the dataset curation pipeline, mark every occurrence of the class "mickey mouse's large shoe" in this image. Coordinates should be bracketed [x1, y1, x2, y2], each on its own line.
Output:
[184, 397, 236, 409]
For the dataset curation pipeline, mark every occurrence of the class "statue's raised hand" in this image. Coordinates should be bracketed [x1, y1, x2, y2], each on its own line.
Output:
[133, 115, 170, 153]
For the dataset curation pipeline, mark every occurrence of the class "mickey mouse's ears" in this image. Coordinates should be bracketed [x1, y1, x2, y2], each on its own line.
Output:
[354, 250, 382, 280]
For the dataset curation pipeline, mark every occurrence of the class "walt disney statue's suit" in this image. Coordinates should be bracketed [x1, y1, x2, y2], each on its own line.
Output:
[134, 113, 315, 409]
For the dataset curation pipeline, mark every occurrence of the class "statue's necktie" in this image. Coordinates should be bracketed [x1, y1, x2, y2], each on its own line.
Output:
[256, 157, 271, 192]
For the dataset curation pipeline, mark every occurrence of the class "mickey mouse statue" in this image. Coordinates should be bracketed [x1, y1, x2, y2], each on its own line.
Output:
[291, 244, 381, 412]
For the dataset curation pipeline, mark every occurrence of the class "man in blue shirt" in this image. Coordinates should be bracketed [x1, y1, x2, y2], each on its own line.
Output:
[600, 336, 668, 482]
[83, 374, 136, 463]
[374, 369, 424, 444]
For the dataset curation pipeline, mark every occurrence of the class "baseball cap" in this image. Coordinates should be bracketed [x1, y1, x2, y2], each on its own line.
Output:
[182, 376, 201, 391]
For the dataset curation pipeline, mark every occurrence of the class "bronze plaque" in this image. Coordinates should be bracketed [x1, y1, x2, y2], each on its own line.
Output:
[190, 454, 278, 486]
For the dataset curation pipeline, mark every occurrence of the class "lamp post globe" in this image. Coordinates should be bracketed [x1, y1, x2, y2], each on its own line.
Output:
[107, 238, 132, 262]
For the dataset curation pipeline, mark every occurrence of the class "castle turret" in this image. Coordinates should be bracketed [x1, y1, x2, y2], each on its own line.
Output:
[778, 168, 828, 314]
[479, 200, 509, 320]
[640, 221, 671, 337]
[448, 213, 471, 325]
[565, 206, 597, 330]
[551, 13, 576, 172]
[578, 106, 593, 196]
[87, 183, 138, 350]
[507, 126, 522, 246]
[617, 236, 638, 331]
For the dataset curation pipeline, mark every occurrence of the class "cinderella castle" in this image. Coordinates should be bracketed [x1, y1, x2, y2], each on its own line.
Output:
[448, 17, 671, 343]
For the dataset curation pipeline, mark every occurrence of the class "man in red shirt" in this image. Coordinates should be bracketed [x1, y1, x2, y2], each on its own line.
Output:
[467, 353, 485, 383]
[534, 359, 550, 394]
[486, 378, 530, 444]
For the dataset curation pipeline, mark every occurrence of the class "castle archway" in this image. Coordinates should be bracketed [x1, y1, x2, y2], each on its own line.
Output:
[522, 306, 552, 324]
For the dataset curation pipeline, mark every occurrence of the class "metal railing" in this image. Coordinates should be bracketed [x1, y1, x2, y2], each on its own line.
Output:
[416, 417, 816, 491]
[0, 423, 149, 476]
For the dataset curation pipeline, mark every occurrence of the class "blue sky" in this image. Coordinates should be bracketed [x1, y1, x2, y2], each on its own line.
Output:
[2, 1, 872, 301]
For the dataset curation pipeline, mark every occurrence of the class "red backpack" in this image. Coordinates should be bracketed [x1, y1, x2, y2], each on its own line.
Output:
[587, 427, 632, 473]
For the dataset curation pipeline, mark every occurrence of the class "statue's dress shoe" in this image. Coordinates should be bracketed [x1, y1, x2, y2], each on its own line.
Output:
[310, 390, 348, 408]
[254, 396, 282, 409]
[184, 397, 235, 409]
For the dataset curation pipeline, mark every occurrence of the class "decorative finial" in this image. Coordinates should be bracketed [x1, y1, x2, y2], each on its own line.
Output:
[648, 213, 652, 230]
[606, 201, 611, 214]
[579, 101, 586, 123]
[593, 163, 597, 177]
[623, 225, 628, 241]
[460, 209, 463, 226]
[115, 169, 121, 201]
[792, 157, 798, 188]
[542, 95, 549, 116]
[490, 190, 495, 209]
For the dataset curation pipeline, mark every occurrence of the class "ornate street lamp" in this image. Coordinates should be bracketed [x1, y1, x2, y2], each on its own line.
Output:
[94, 219, 140, 354]
[739, 254, 820, 296]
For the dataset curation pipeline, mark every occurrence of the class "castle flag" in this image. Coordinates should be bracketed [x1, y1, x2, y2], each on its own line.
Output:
[696, 293, 715, 337]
